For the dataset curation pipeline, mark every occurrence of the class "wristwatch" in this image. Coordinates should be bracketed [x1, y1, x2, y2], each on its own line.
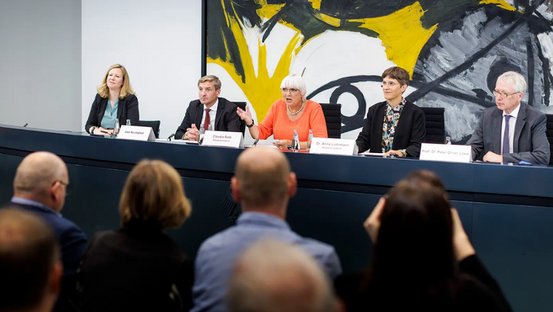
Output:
[246, 119, 255, 128]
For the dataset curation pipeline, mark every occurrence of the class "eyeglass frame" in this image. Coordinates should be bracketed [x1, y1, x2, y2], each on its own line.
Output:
[492, 90, 521, 99]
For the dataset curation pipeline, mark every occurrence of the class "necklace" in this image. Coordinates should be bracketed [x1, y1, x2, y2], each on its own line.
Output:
[287, 101, 306, 116]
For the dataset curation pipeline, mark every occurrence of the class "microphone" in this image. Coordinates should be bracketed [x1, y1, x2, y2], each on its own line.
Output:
[167, 133, 175, 141]
[23, 123, 28, 127]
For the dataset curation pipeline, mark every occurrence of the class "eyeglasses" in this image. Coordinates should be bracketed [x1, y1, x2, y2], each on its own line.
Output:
[281, 88, 300, 94]
[493, 90, 520, 98]
[381, 81, 399, 88]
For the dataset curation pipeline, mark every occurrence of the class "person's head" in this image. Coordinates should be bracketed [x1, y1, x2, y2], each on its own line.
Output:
[381, 66, 409, 104]
[371, 174, 455, 293]
[13, 151, 69, 212]
[280, 75, 307, 107]
[119, 160, 192, 229]
[198, 75, 222, 107]
[0, 208, 62, 312]
[231, 147, 296, 216]
[97, 64, 134, 99]
[494, 71, 526, 114]
[404, 169, 446, 193]
[227, 239, 336, 312]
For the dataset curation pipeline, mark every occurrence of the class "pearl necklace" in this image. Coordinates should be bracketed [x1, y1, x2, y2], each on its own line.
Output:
[287, 101, 306, 116]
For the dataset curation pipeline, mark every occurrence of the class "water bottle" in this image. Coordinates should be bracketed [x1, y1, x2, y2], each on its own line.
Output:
[445, 136, 452, 145]
[307, 129, 314, 150]
[113, 120, 120, 137]
[199, 123, 205, 143]
[291, 129, 300, 152]
[126, 119, 131, 126]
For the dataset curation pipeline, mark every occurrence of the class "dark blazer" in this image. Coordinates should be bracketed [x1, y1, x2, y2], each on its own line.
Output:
[356, 101, 426, 157]
[175, 97, 241, 139]
[467, 103, 550, 165]
[78, 222, 193, 312]
[85, 93, 139, 133]
[7, 201, 88, 311]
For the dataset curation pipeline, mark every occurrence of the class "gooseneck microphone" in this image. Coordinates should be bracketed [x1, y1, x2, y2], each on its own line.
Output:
[167, 133, 175, 141]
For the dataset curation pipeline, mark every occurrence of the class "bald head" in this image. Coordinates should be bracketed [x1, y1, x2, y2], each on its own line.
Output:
[228, 239, 335, 312]
[13, 152, 68, 210]
[0, 208, 61, 312]
[233, 147, 295, 211]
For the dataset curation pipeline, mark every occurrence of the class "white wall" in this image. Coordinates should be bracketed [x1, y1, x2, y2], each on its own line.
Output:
[0, 0, 81, 131]
[82, 0, 202, 138]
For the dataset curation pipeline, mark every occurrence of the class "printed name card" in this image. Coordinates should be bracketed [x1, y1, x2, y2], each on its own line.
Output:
[419, 143, 472, 163]
[309, 138, 358, 156]
[201, 130, 243, 148]
[117, 125, 155, 142]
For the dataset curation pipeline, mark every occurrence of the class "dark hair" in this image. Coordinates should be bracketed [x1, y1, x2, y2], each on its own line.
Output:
[381, 66, 410, 86]
[0, 207, 59, 310]
[366, 178, 456, 310]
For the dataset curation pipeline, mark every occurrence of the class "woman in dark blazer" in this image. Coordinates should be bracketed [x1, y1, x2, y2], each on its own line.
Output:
[78, 160, 193, 312]
[85, 64, 139, 136]
[356, 66, 425, 157]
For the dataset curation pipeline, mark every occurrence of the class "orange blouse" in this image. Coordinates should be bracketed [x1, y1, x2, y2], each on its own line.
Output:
[258, 99, 328, 141]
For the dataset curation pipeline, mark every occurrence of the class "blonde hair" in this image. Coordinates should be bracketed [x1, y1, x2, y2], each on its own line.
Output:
[119, 160, 191, 229]
[97, 64, 135, 99]
[198, 75, 221, 90]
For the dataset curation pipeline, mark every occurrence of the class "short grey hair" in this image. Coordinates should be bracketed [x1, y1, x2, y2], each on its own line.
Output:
[280, 75, 307, 99]
[497, 71, 527, 94]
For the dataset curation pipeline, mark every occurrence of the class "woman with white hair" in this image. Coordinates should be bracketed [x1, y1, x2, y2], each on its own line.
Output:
[236, 75, 328, 150]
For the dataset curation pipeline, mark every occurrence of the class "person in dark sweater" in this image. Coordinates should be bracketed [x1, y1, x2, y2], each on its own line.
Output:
[335, 170, 512, 312]
[78, 160, 193, 312]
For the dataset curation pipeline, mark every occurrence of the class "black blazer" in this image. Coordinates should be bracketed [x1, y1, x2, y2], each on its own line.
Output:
[175, 97, 241, 139]
[356, 101, 426, 157]
[85, 93, 140, 133]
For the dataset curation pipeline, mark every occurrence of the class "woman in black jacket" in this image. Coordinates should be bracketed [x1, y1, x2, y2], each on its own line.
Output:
[85, 64, 139, 135]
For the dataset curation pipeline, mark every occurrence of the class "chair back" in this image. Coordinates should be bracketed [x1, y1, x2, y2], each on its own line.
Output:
[134, 120, 161, 139]
[546, 114, 553, 165]
[320, 103, 342, 138]
[420, 107, 445, 144]
[234, 102, 247, 136]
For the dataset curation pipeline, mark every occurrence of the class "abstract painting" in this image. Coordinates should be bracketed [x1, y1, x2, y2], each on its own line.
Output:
[204, 0, 553, 142]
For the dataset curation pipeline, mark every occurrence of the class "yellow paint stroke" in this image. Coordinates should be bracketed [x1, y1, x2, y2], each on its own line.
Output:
[350, 2, 437, 76]
[256, 1, 285, 21]
[308, 0, 322, 11]
[479, 0, 516, 11]
[209, 2, 302, 120]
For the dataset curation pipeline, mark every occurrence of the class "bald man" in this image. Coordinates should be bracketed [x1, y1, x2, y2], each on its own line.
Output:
[6, 151, 87, 311]
[191, 147, 341, 312]
[228, 239, 337, 312]
[0, 208, 62, 312]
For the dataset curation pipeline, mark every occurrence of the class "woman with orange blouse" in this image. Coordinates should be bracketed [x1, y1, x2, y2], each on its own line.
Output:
[236, 75, 328, 150]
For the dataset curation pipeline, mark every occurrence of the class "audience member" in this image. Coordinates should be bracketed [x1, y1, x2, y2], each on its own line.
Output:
[78, 160, 194, 312]
[191, 146, 341, 312]
[8, 151, 87, 311]
[467, 71, 550, 165]
[356, 66, 425, 157]
[227, 239, 337, 312]
[0, 208, 62, 312]
[336, 170, 512, 311]
[236, 75, 328, 150]
[175, 75, 242, 140]
[85, 63, 140, 136]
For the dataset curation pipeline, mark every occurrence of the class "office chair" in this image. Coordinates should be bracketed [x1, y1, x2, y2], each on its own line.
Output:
[320, 103, 342, 139]
[420, 107, 446, 144]
[134, 120, 161, 139]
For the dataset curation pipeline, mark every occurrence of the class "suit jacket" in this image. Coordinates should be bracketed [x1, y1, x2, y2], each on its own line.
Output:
[78, 222, 193, 312]
[356, 101, 426, 157]
[175, 97, 241, 139]
[467, 103, 550, 165]
[85, 93, 140, 133]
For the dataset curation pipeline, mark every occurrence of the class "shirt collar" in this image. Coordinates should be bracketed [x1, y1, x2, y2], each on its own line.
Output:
[237, 211, 290, 230]
[504, 103, 521, 119]
[11, 196, 60, 216]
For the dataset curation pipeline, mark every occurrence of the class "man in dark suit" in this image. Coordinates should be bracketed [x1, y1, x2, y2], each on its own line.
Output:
[467, 71, 550, 165]
[175, 75, 242, 140]
[7, 151, 88, 311]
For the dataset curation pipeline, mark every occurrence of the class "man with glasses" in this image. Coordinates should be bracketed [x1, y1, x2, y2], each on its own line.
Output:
[5, 151, 87, 311]
[467, 71, 550, 165]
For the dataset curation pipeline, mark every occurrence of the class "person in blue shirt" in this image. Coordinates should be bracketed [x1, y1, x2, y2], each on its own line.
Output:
[191, 146, 342, 312]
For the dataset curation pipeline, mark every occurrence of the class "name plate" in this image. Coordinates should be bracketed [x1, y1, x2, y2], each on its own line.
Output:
[117, 125, 155, 141]
[201, 130, 243, 148]
[309, 138, 358, 156]
[420, 143, 472, 163]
